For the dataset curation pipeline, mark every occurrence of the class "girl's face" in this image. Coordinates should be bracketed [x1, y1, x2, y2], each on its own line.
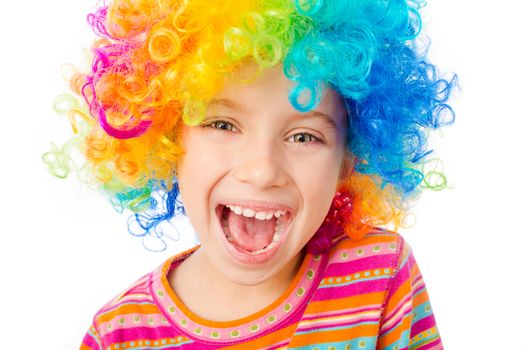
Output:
[177, 66, 349, 286]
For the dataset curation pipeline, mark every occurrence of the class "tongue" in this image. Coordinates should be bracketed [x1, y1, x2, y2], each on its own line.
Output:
[227, 211, 276, 252]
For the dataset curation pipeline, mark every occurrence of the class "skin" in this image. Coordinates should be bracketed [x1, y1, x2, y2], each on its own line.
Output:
[170, 65, 351, 321]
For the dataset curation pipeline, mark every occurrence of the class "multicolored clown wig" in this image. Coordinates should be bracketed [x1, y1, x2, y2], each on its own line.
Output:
[44, 0, 456, 251]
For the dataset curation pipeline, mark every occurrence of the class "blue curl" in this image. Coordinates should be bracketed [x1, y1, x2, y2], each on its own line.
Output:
[282, 0, 456, 195]
[126, 181, 186, 251]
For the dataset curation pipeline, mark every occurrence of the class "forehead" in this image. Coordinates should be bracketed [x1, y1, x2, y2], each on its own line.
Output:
[212, 65, 347, 128]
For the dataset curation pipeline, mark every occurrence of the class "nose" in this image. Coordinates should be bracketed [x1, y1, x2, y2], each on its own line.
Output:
[233, 137, 287, 189]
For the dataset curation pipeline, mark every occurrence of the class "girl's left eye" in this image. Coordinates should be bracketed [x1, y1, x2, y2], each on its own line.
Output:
[287, 133, 320, 144]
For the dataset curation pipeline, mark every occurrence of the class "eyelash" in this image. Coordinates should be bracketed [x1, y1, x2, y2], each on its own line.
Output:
[204, 120, 236, 132]
[202, 119, 323, 144]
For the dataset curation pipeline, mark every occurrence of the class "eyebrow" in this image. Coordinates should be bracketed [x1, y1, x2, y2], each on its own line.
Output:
[294, 110, 339, 130]
[209, 98, 340, 130]
[208, 98, 245, 112]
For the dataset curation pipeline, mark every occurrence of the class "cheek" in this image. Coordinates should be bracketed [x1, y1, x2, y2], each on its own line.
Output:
[177, 136, 232, 217]
[179, 132, 229, 181]
[299, 165, 341, 225]
[185, 132, 233, 171]
[294, 151, 343, 191]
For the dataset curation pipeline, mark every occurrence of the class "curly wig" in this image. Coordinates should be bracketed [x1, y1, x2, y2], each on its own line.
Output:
[44, 0, 456, 250]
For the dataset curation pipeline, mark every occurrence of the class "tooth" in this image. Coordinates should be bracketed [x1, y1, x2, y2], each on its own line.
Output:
[274, 210, 284, 218]
[254, 211, 267, 220]
[232, 206, 242, 215]
[242, 208, 255, 217]
[265, 212, 273, 220]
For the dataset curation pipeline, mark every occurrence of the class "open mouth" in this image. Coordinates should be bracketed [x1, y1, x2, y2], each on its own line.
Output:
[217, 204, 292, 257]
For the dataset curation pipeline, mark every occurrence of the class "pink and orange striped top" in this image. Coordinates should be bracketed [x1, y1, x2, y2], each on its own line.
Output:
[81, 230, 442, 349]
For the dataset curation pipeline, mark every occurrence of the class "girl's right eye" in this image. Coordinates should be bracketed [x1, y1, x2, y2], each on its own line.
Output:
[203, 120, 236, 132]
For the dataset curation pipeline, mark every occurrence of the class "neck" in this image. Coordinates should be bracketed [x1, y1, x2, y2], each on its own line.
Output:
[169, 248, 304, 322]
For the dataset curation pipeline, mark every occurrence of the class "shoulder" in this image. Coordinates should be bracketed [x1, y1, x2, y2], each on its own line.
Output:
[80, 262, 165, 350]
[328, 228, 407, 268]
[90, 267, 159, 330]
[319, 229, 415, 302]
[80, 268, 161, 349]
[88, 247, 194, 336]
[298, 230, 411, 344]
[315, 229, 407, 301]
[81, 247, 201, 349]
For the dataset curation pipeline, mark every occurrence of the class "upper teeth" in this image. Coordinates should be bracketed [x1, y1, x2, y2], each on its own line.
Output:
[225, 205, 286, 220]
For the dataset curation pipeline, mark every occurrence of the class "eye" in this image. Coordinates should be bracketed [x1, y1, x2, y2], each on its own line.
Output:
[288, 132, 320, 144]
[203, 119, 236, 132]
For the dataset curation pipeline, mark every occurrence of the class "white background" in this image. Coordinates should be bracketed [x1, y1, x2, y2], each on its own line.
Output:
[1, 1, 523, 349]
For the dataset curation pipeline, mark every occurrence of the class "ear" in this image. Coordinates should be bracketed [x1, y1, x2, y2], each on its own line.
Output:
[338, 153, 355, 185]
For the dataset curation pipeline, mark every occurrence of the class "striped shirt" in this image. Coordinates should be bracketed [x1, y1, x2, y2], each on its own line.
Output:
[81, 230, 442, 349]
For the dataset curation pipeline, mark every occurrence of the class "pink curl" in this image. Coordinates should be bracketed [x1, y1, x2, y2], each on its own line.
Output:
[87, 7, 111, 39]
[96, 104, 152, 139]
[307, 191, 353, 254]
[92, 45, 135, 73]
[92, 48, 111, 73]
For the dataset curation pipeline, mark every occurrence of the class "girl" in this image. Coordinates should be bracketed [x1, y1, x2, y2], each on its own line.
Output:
[45, 0, 455, 348]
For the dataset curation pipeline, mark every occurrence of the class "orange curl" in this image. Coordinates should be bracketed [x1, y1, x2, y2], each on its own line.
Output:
[342, 173, 403, 240]
[107, 0, 161, 40]
[117, 74, 151, 103]
[95, 73, 125, 108]
[149, 102, 183, 133]
[70, 73, 88, 95]
[162, 62, 187, 100]
[86, 128, 114, 163]
[147, 26, 182, 63]
[92, 38, 111, 49]
[172, 5, 206, 34]
[115, 153, 141, 182]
